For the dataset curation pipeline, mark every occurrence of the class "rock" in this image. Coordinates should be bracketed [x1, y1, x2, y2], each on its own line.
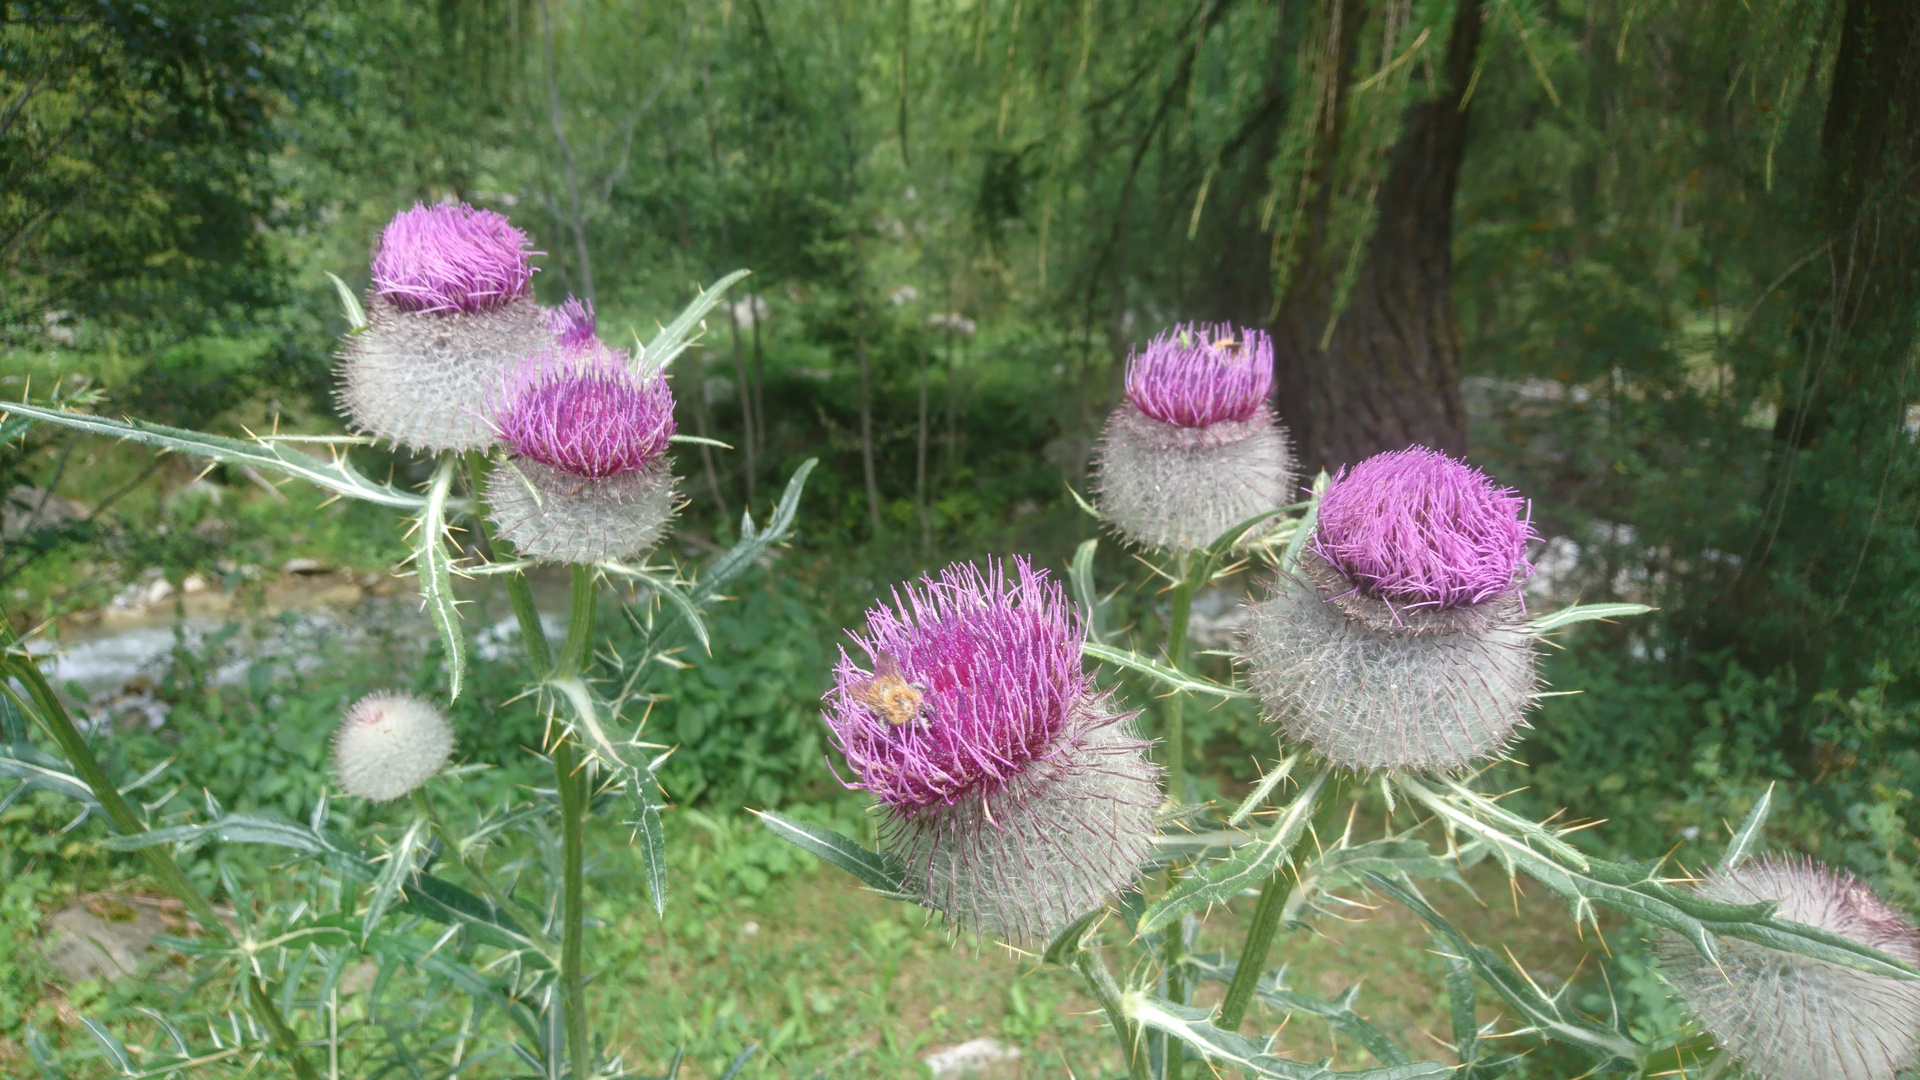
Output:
[281, 557, 327, 575]
[923, 1037, 1021, 1079]
[43, 897, 170, 984]
[3, 486, 88, 539]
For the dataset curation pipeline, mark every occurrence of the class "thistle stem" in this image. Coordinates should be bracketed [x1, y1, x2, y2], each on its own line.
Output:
[0, 630, 321, 1080]
[1164, 554, 1196, 806]
[1217, 867, 1288, 1031]
[1073, 947, 1151, 1080]
[554, 736, 590, 1078]
[465, 451, 552, 678]
[554, 563, 597, 1077]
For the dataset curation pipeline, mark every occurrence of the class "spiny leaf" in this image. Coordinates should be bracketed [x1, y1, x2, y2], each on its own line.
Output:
[1281, 837, 1462, 926]
[0, 402, 432, 510]
[1082, 641, 1252, 699]
[754, 810, 911, 898]
[1042, 908, 1105, 966]
[364, 815, 430, 939]
[640, 270, 751, 371]
[1123, 993, 1448, 1079]
[1723, 783, 1774, 869]
[1138, 770, 1328, 935]
[1526, 602, 1655, 633]
[1367, 872, 1641, 1068]
[1255, 974, 1409, 1067]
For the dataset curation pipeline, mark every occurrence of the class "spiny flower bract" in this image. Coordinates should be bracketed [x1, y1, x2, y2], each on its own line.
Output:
[485, 340, 678, 564]
[332, 692, 455, 802]
[1658, 857, 1920, 1080]
[1311, 446, 1537, 613]
[370, 203, 536, 314]
[1092, 321, 1294, 553]
[825, 557, 1160, 942]
[1239, 446, 1538, 773]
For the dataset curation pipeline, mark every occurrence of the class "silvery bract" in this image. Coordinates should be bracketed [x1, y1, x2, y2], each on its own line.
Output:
[1240, 447, 1539, 772]
[1659, 857, 1920, 1080]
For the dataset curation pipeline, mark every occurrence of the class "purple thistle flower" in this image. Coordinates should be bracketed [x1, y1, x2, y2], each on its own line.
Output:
[370, 203, 537, 315]
[825, 558, 1160, 941]
[1311, 447, 1537, 612]
[494, 344, 675, 479]
[1124, 322, 1274, 428]
[485, 340, 679, 564]
[1658, 856, 1920, 1080]
[1093, 322, 1295, 553]
[1239, 446, 1539, 773]
[544, 296, 597, 349]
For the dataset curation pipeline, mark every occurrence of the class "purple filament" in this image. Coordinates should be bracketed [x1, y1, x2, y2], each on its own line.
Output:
[370, 203, 537, 315]
[1310, 446, 1537, 610]
[544, 296, 597, 348]
[1124, 322, 1274, 428]
[494, 345, 675, 478]
[825, 558, 1086, 811]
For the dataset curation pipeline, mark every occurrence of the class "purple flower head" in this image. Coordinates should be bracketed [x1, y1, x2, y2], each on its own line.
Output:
[1310, 447, 1537, 611]
[826, 558, 1087, 811]
[370, 203, 538, 315]
[494, 344, 675, 479]
[1123, 322, 1274, 428]
[544, 296, 597, 348]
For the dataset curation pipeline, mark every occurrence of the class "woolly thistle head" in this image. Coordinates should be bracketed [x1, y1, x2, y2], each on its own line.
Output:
[544, 296, 597, 348]
[1091, 403, 1295, 553]
[1311, 447, 1537, 617]
[332, 692, 456, 802]
[1657, 856, 1920, 1080]
[1238, 447, 1541, 772]
[1123, 322, 1273, 428]
[824, 558, 1161, 941]
[493, 344, 676, 479]
[369, 203, 537, 315]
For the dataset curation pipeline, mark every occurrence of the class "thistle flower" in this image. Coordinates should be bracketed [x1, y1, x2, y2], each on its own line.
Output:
[332, 692, 455, 802]
[337, 203, 548, 452]
[824, 558, 1160, 942]
[1239, 447, 1539, 773]
[544, 296, 597, 348]
[485, 340, 678, 564]
[1658, 857, 1920, 1080]
[1092, 323, 1295, 552]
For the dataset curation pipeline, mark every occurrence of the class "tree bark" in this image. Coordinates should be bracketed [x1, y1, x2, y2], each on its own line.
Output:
[1253, 0, 1484, 475]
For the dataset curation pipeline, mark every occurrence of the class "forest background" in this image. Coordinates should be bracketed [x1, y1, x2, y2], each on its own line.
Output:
[1, 0, 1917, 1075]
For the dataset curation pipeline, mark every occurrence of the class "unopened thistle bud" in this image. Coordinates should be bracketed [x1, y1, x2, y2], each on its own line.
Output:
[485, 339, 678, 564]
[1239, 447, 1539, 773]
[332, 692, 456, 802]
[1658, 857, 1920, 1080]
[337, 203, 547, 452]
[824, 558, 1160, 942]
[1092, 323, 1295, 552]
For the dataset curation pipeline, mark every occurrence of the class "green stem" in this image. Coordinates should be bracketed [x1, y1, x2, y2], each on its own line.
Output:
[1164, 553, 1197, 806]
[1217, 868, 1288, 1031]
[564, 564, 596, 676]
[0, 633, 321, 1080]
[466, 452, 551, 678]
[554, 736, 590, 1078]
[1074, 948, 1150, 1080]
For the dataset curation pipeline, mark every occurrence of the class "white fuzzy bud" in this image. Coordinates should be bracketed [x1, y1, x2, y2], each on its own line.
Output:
[332, 692, 456, 802]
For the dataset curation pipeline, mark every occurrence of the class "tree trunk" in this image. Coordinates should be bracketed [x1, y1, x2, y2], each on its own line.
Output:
[1255, 0, 1483, 475]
